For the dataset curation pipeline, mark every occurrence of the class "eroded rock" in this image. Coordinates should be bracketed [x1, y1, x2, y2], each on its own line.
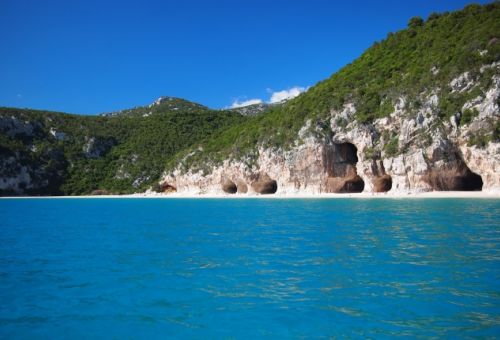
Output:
[236, 180, 248, 193]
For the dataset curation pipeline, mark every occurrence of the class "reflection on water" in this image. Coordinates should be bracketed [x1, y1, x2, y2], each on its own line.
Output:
[0, 198, 499, 338]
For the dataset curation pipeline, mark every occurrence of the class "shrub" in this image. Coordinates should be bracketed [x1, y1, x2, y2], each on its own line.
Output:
[384, 136, 399, 157]
[460, 108, 479, 125]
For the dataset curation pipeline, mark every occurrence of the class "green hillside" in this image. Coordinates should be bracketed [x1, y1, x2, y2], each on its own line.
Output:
[0, 103, 246, 195]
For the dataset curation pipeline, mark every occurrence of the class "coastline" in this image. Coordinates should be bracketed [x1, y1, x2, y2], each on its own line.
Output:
[2, 190, 499, 199]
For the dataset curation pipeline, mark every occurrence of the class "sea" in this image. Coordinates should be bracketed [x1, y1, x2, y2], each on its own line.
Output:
[0, 198, 499, 338]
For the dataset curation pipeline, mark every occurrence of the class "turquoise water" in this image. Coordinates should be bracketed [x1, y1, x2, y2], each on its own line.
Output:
[0, 198, 499, 338]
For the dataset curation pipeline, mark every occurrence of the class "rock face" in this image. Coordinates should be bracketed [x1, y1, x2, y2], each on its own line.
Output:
[0, 116, 38, 137]
[236, 180, 248, 193]
[161, 71, 499, 195]
[229, 103, 272, 116]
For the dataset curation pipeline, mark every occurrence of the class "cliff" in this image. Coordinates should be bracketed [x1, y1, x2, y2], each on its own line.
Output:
[162, 75, 499, 195]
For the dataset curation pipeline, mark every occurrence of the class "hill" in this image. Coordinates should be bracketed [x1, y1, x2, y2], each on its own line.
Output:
[0, 101, 245, 195]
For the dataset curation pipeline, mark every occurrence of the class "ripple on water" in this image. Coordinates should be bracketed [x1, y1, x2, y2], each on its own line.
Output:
[0, 198, 499, 338]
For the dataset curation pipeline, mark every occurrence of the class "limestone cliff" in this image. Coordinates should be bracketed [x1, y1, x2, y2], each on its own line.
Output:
[160, 68, 499, 195]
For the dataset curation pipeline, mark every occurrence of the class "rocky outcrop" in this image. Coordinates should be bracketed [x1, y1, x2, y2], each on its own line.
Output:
[236, 180, 248, 193]
[0, 148, 66, 196]
[0, 116, 37, 138]
[229, 103, 272, 116]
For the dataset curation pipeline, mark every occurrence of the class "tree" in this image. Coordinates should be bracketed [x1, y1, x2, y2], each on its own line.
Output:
[408, 16, 424, 28]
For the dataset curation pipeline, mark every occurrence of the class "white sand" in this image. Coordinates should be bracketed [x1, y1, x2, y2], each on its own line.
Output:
[3, 190, 499, 199]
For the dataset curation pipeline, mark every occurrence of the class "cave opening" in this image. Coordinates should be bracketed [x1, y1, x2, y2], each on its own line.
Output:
[161, 183, 177, 193]
[222, 179, 237, 194]
[459, 170, 483, 191]
[252, 178, 278, 194]
[324, 142, 365, 193]
[373, 174, 392, 193]
[424, 161, 483, 191]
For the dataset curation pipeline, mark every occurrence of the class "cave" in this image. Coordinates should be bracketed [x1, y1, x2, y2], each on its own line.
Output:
[373, 174, 392, 193]
[459, 170, 483, 191]
[424, 166, 483, 191]
[423, 151, 483, 191]
[251, 174, 278, 194]
[324, 142, 365, 193]
[222, 179, 237, 194]
[161, 183, 177, 193]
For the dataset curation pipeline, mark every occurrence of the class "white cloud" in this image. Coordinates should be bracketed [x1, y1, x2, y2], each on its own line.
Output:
[230, 98, 263, 108]
[228, 86, 308, 108]
[16, 94, 22, 99]
[269, 86, 306, 104]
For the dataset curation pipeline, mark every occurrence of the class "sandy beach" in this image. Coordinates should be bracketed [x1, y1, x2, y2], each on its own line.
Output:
[2, 190, 499, 199]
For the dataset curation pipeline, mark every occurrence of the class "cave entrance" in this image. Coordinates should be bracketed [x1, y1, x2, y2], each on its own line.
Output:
[424, 155, 483, 191]
[222, 179, 237, 194]
[460, 170, 483, 191]
[324, 142, 365, 193]
[373, 174, 392, 193]
[425, 168, 483, 191]
[251, 174, 278, 194]
[161, 183, 177, 193]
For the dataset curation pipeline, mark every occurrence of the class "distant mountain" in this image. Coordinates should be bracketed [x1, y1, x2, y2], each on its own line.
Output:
[228, 102, 272, 116]
[1, 2, 499, 196]
[101, 96, 209, 117]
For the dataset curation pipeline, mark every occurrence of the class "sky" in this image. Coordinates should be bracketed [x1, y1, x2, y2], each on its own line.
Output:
[0, 0, 492, 114]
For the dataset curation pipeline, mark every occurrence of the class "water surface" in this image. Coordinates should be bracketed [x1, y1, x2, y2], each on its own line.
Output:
[0, 198, 499, 338]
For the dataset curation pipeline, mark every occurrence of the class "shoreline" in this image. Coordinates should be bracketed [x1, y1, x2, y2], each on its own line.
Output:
[1, 191, 499, 199]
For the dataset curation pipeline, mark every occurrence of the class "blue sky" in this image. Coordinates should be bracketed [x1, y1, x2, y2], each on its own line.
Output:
[0, 0, 491, 114]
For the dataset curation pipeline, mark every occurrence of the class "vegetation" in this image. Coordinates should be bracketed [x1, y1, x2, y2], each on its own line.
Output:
[0, 103, 245, 195]
[460, 108, 480, 125]
[383, 136, 400, 157]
